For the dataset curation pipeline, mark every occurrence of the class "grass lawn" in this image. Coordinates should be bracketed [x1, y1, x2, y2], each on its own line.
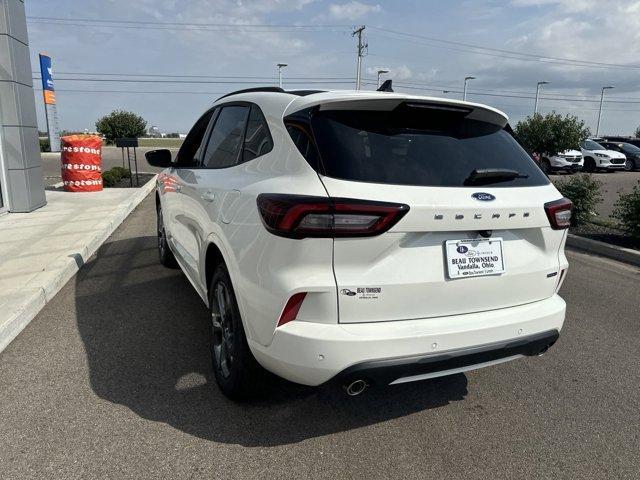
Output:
[137, 137, 184, 148]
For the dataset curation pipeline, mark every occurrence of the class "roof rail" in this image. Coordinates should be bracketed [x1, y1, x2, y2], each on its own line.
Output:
[216, 86, 327, 101]
[216, 86, 285, 101]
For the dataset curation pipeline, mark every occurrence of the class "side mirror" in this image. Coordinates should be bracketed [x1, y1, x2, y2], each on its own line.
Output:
[145, 149, 173, 168]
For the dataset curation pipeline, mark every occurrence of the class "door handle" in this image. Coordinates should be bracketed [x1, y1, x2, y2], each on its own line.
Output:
[201, 191, 215, 202]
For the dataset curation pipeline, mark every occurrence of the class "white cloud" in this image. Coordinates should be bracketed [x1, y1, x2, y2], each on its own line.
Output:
[328, 1, 381, 20]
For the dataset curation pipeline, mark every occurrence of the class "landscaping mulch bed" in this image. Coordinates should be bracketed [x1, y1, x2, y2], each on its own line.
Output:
[571, 222, 639, 251]
[108, 173, 155, 188]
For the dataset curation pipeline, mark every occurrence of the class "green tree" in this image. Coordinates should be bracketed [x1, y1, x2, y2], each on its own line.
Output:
[95, 110, 147, 144]
[514, 112, 590, 157]
[634, 126, 640, 138]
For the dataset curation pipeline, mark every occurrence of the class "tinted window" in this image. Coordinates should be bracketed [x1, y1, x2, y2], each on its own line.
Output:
[243, 105, 273, 162]
[202, 105, 249, 168]
[285, 123, 320, 171]
[622, 143, 640, 154]
[175, 109, 216, 167]
[296, 104, 549, 188]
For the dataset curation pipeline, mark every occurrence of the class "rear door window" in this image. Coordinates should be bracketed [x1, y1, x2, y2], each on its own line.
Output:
[289, 103, 549, 188]
[202, 105, 249, 168]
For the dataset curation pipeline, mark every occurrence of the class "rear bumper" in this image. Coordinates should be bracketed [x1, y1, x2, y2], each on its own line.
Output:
[335, 329, 558, 387]
[249, 294, 566, 386]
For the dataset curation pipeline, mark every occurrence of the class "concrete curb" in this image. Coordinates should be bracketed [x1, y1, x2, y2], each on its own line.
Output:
[567, 233, 640, 267]
[0, 176, 157, 353]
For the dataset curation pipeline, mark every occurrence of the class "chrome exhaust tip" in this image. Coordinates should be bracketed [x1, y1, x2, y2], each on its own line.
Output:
[344, 379, 368, 396]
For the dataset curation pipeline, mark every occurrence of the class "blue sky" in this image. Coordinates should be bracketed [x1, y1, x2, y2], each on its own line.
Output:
[26, 0, 640, 135]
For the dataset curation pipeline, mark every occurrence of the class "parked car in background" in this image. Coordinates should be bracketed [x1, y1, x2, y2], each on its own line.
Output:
[539, 150, 583, 174]
[580, 139, 626, 172]
[599, 141, 640, 171]
[602, 136, 640, 149]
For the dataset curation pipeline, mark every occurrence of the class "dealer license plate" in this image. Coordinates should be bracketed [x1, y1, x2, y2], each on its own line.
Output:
[445, 238, 505, 279]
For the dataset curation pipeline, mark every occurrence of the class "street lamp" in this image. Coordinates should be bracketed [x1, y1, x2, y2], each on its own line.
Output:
[534, 81, 549, 114]
[596, 85, 614, 137]
[463, 76, 475, 101]
[277, 63, 287, 89]
[376, 68, 389, 88]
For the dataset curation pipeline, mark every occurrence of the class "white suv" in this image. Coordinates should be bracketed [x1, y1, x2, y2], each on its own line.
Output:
[147, 88, 570, 399]
[580, 139, 626, 172]
[539, 150, 583, 174]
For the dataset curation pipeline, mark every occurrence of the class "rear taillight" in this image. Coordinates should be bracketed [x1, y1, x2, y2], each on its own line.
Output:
[544, 197, 572, 230]
[256, 194, 409, 238]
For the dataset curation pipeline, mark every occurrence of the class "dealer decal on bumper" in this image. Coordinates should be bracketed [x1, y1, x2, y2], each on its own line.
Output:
[341, 287, 382, 300]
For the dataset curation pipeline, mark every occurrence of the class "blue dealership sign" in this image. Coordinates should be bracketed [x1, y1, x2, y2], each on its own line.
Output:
[38, 53, 60, 152]
[39, 54, 55, 92]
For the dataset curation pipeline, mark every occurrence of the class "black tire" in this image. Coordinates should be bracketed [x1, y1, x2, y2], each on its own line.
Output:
[583, 157, 596, 173]
[624, 158, 635, 171]
[208, 264, 262, 400]
[540, 158, 552, 175]
[157, 202, 178, 268]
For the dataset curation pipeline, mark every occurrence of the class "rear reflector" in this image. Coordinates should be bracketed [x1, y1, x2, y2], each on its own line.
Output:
[277, 292, 307, 327]
[257, 194, 409, 238]
[544, 197, 572, 230]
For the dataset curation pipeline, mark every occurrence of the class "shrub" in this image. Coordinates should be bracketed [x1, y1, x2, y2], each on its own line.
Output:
[613, 181, 640, 239]
[39, 137, 50, 152]
[102, 170, 119, 187]
[95, 110, 147, 144]
[110, 166, 131, 179]
[555, 174, 603, 226]
[514, 112, 590, 157]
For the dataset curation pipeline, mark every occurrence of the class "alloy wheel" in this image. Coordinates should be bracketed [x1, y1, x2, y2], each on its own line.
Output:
[211, 282, 235, 378]
[157, 208, 166, 258]
[625, 159, 633, 171]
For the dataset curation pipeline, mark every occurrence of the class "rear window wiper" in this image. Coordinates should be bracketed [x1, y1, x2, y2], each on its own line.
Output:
[463, 168, 529, 186]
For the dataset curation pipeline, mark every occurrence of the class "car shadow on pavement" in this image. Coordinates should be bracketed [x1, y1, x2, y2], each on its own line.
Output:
[75, 235, 468, 447]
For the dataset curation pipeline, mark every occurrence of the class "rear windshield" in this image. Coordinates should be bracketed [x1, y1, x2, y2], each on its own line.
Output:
[288, 103, 549, 188]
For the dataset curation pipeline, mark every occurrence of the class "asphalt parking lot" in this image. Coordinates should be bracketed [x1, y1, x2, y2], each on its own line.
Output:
[1, 193, 639, 479]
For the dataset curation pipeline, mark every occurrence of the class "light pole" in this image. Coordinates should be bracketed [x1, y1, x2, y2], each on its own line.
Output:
[534, 81, 549, 114]
[277, 63, 287, 89]
[463, 76, 475, 101]
[596, 85, 614, 137]
[376, 68, 389, 88]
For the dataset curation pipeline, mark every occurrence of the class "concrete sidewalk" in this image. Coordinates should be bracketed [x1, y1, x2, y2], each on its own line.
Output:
[0, 179, 156, 352]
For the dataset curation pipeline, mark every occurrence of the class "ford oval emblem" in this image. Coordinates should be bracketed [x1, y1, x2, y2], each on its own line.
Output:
[472, 192, 495, 202]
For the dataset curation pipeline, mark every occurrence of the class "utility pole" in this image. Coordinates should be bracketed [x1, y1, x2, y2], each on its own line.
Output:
[352, 25, 367, 90]
[596, 85, 614, 137]
[534, 81, 549, 114]
[463, 76, 475, 101]
[277, 63, 287, 89]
